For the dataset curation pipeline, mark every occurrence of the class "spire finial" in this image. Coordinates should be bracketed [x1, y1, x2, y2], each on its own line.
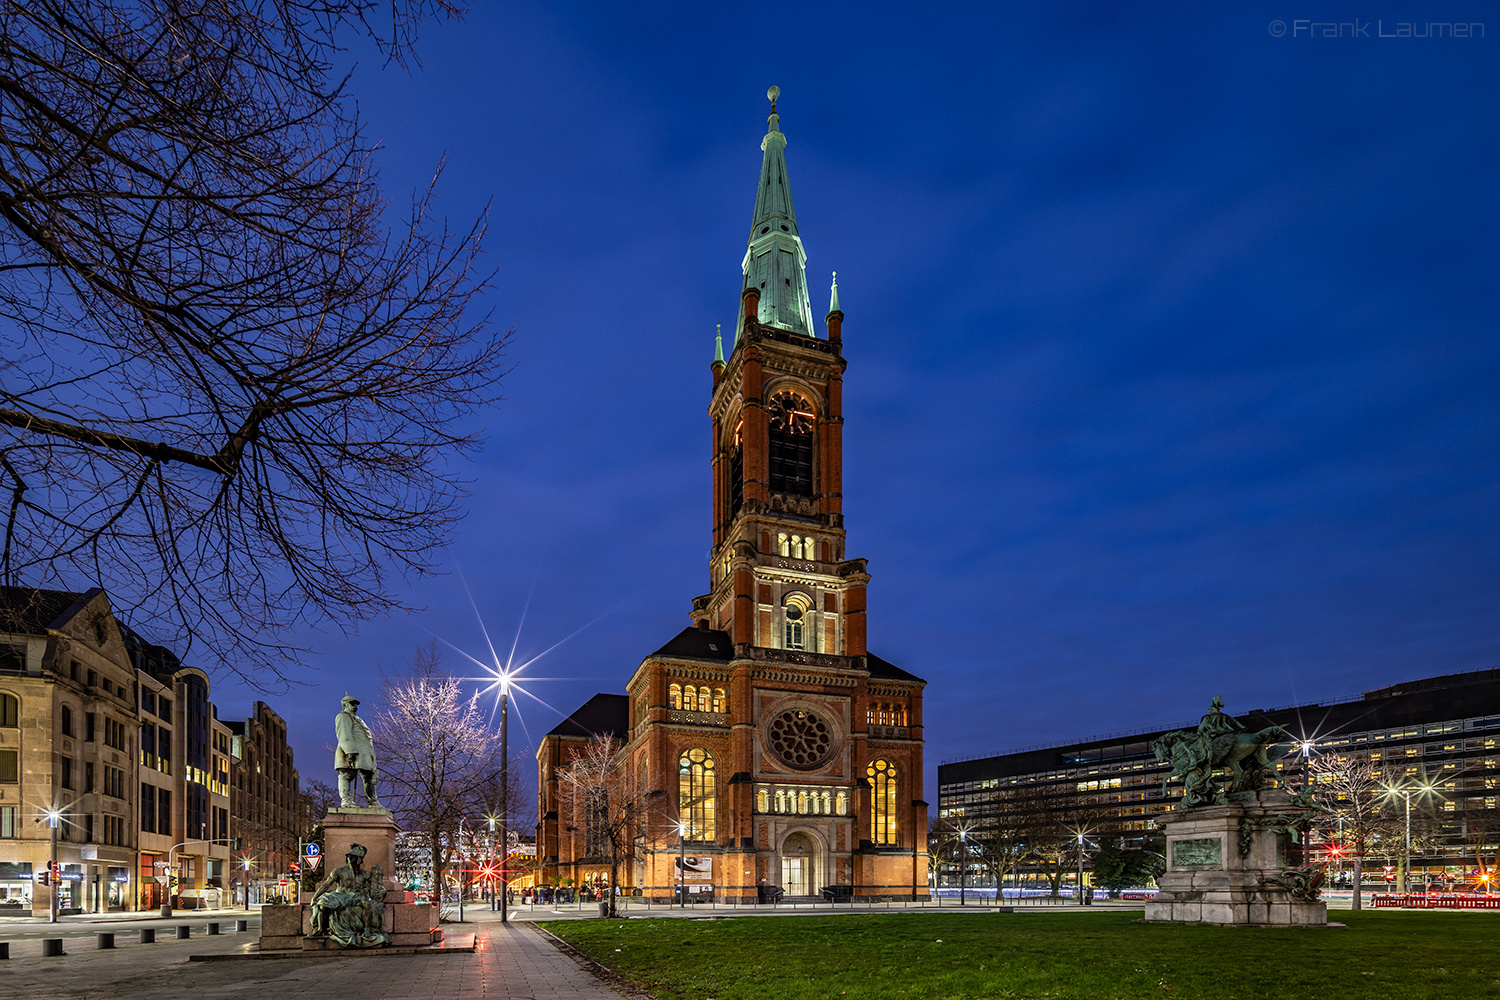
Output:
[767, 85, 780, 111]
[714, 323, 724, 364]
[829, 271, 841, 314]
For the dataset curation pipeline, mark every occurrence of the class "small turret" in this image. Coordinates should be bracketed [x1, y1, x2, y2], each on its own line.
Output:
[826, 271, 843, 342]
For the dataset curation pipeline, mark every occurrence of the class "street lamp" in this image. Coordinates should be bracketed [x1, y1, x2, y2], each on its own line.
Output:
[241, 858, 252, 908]
[958, 829, 968, 906]
[677, 822, 688, 908]
[1076, 831, 1089, 905]
[496, 671, 510, 923]
[44, 806, 62, 923]
[1383, 779, 1437, 894]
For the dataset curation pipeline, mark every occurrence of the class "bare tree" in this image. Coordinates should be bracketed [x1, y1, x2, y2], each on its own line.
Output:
[1310, 753, 1403, 909]
[375, 643, 497, 909]
[0, 2, 507, 684]
[559, 734, 647, 917]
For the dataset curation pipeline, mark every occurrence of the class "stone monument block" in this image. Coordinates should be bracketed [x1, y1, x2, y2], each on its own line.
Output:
[322, 807, 400, 891]
[259, 903, 307, 950]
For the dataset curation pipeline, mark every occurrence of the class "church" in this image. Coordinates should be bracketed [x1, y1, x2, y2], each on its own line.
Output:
[536, 89, 928, 903]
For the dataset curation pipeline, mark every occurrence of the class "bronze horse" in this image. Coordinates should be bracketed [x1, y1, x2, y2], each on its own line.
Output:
[1152, 726, 1292, 805]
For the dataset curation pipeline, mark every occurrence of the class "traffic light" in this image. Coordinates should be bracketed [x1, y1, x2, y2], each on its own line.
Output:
[36, 869, 49, 886]
[289, 861, 300, 874]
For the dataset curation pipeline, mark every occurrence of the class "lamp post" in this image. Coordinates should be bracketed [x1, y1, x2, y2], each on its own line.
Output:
[958, 829, 967, 906]
[678, 822, 687, 908]
[45, 806, 62, 923]
[1384, 780, 1436, 894]
[496, 672, 510, 923]
[1076, 832, 1087, 905]
[241, 859, 252, 908]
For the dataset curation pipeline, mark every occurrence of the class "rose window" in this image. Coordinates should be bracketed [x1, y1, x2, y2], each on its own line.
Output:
[767, 709, 835, 769]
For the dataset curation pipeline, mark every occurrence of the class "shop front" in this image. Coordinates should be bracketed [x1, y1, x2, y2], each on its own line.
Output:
[0, 862, 32, 911]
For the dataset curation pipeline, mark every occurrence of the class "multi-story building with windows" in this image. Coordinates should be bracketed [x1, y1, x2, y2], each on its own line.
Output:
[226, 701, 311, 897]
[538, 90, 928, 902]
[938, 669, 1500, 885]
[124, 631, 233, 908]
[0, 587, 141, 913]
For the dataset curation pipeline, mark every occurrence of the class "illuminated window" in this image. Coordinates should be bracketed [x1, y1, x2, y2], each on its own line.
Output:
[712, 688, 727, 713]
[683, 685, 698, 712]
[678, 749, 716, 841]
[757, 788, 769, 812]
[868, 758, 898, 845]
[669, 683, 681, 710]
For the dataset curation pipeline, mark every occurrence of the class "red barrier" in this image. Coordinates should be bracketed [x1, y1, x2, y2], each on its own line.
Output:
[1371, 894, 1500, 909]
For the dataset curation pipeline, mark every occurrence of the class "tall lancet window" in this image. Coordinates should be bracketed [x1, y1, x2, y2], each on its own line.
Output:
[767, 390, 814, 496]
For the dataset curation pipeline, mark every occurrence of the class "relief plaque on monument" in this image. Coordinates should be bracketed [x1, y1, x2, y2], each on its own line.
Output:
[1171, 837, 1223, 869]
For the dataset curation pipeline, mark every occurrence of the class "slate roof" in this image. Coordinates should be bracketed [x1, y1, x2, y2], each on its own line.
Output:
[0, 585, 98, 634]
[547, 692, 630, 739]
[649, 627, 733, 661]
[867, 652, 924, 684]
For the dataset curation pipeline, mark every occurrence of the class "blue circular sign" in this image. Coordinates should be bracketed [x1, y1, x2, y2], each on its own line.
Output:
[305, 843, 320, 856]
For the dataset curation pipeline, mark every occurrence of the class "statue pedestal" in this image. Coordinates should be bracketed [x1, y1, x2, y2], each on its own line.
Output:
[322, 807, 399, 888]
[1145, 790, 1327, 926]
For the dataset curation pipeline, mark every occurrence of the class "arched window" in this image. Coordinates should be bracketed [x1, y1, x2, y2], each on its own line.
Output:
[868, 758, 898, 845]
[835, 791, 848, 816]
[669, 683, 682, 710]
[678, 749, 716, 841]
[797, 790, 807, 814]
[775, 789, 786, 813]
[768, 390, 815, 496]
[783, 593, 811, 651]
[821, 791, 832, 814]
[711, 688, 727, 713]
[0, 693, 17, 728]
[683, 685, 698, 712]
[757, 788, 769, 813]
[778, 533, 790, 557]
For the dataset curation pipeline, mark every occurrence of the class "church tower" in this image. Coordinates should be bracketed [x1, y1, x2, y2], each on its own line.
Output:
[538, 89, 927, 903]
[699, 83, 867, 659]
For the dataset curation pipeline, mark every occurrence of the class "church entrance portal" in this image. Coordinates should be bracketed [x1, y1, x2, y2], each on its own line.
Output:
[781, 831, 819, 896]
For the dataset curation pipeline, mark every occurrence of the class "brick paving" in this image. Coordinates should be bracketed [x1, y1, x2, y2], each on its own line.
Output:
[0, 914, 629, 1000]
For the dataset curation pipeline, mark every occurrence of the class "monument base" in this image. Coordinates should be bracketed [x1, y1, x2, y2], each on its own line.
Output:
[322, 807, 399, 887]
[259, 901, 441, 951]
[1145, 790, 1327, 927]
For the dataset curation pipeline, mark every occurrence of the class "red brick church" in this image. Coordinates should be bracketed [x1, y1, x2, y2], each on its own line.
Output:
[536, 89, 928, 902]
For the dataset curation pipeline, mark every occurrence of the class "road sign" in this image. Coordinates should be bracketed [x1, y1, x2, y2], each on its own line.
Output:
[304, 843, 320, 857]
[155, 875, 169, 884]
[303, 855, 322, 870]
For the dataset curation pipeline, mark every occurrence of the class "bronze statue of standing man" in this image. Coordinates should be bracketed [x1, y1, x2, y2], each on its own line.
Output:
[335, 694, 382, 808]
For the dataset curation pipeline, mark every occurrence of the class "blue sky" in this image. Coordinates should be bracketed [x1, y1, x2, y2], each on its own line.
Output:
[212, 2, 1499, 802]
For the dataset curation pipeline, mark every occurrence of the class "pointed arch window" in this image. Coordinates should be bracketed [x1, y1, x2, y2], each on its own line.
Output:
[868, 758, 898, 845]
[728, 421, 745, 519]
[783, 593, 811, 651]
[678, 748, 716, 841]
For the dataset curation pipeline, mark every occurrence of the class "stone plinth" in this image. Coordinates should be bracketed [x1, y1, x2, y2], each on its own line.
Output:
[1145, 790, 1327, 926]
[322, 807, 399, 885]
[262, 901, 439, 952]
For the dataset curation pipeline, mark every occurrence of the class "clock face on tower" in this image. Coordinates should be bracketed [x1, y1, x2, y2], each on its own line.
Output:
[768, 391, 815, 434]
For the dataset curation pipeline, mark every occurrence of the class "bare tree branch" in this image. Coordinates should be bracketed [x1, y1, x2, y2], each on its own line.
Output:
[0, 1, 506, 685]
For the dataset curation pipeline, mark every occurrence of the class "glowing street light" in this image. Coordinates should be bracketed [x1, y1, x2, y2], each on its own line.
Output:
[677, 822, 688, 909]
[1383, 779, 1438, 894]
[44, 806, 62, 923]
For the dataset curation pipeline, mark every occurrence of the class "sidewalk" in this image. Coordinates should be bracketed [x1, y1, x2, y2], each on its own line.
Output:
[0, 912, 630, 1000]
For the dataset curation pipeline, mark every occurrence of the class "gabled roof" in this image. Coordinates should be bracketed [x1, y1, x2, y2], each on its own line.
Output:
[0, 585, 99, 634]
[649, 626, 733, 661]
[867, 652, 924, 684]
[547, 693, 630, 739]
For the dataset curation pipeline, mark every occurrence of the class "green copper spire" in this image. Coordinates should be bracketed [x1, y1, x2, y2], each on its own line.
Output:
[739, 85, 816, 339]
[829, 271, 840, 314]
[714, 323, 724, 363]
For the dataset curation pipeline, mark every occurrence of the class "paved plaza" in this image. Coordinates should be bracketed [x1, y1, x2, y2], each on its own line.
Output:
[0, 909, 630, 1000]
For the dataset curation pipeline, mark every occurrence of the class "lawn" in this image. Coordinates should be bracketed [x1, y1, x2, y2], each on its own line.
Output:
[546, 910, 1498, 1000]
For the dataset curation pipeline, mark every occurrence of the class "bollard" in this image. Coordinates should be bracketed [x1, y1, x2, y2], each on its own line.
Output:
[140, 928, 156, 944]
[207, 922, 220, 935]
[0, 942, 9, 960]
[235, 919, 248, 932]
[176, 924, 191, 940]
[97, 932, 116, 949]
[42, 938, 65, 957]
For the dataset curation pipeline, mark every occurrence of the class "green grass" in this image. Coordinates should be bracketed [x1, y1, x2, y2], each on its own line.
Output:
[546, 910, 1498, 1000]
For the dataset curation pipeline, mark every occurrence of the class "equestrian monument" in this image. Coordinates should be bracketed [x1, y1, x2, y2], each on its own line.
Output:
[1144, 698, 1328, 926]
